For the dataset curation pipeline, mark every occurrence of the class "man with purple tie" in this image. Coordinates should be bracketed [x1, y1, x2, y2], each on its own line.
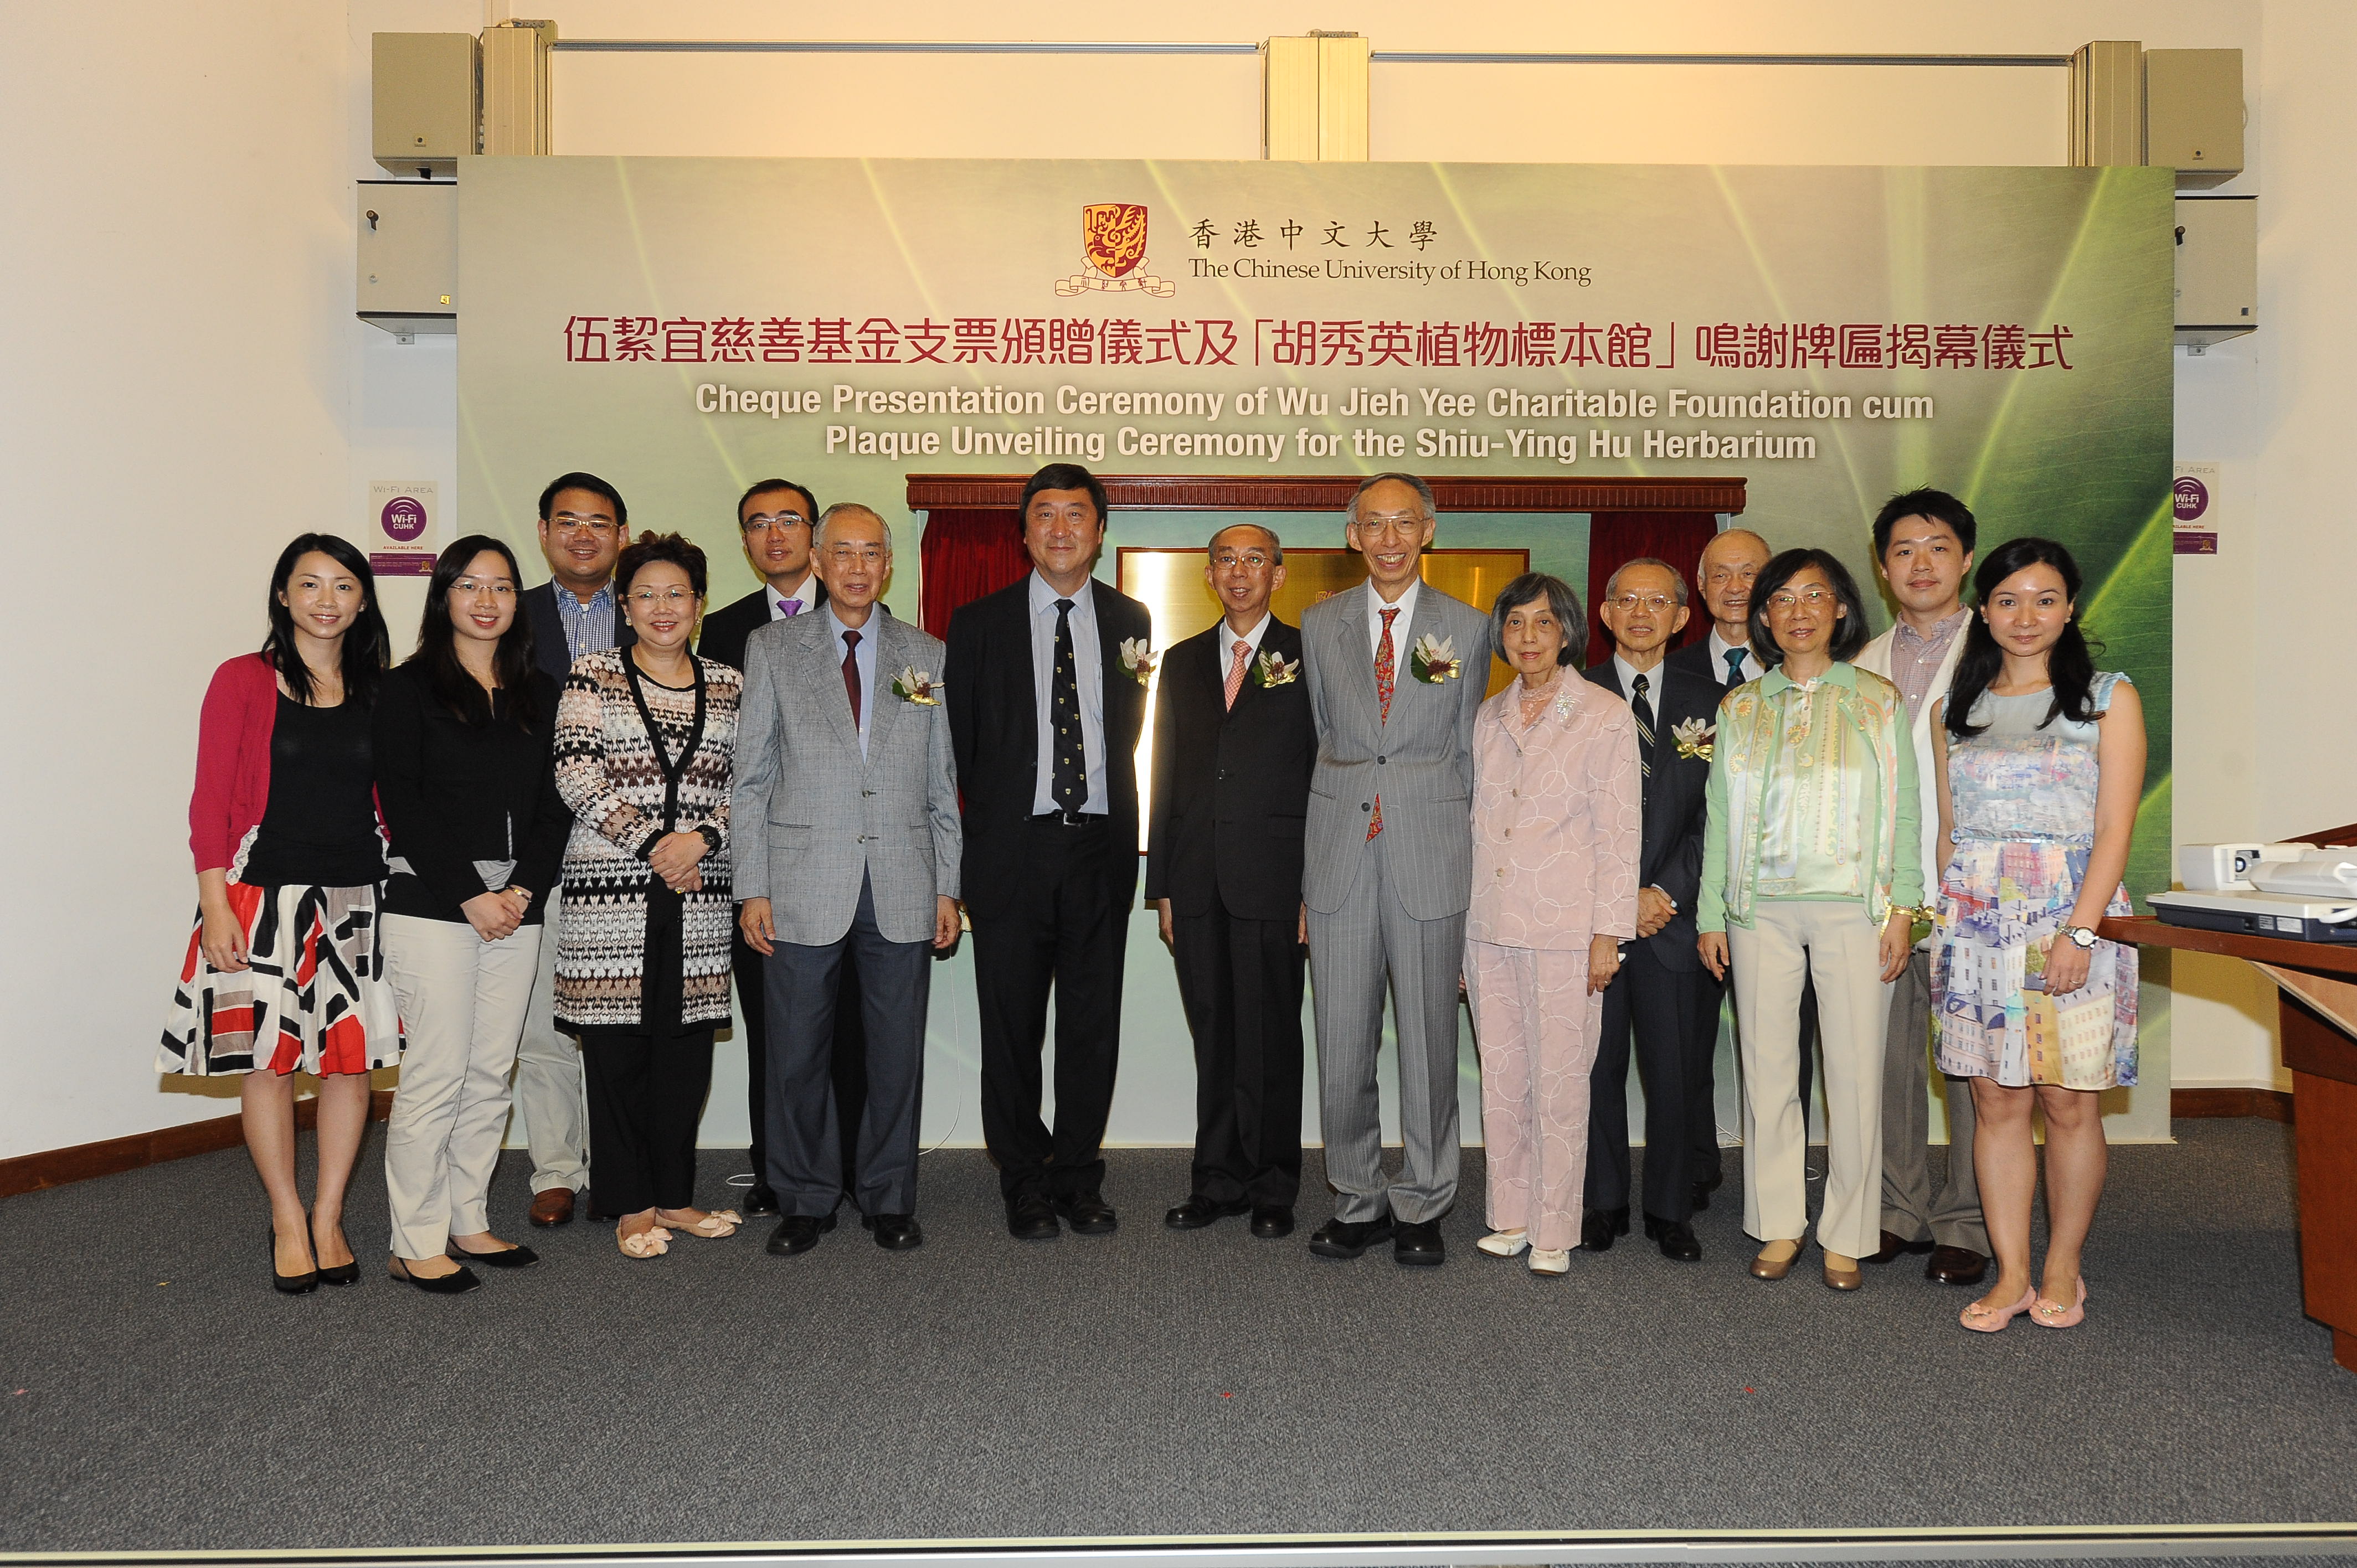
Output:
[697, 478, 863, 1218]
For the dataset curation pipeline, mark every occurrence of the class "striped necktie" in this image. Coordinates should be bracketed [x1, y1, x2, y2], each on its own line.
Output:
[1630, 672, 1654, 780]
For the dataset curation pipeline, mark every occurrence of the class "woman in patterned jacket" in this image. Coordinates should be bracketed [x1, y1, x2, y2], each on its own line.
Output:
[552, 533, 744, 1258]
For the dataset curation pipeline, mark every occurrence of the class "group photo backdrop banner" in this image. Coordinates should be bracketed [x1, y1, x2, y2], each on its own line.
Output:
[459, 156, 2174, 1149]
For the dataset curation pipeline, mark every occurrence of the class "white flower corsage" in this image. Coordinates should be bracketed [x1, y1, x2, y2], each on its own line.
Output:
[1409, 632, 1461, 684]
[1671, 716, 1715, 762]
[1250, 650, 1301, 689]
[891, 667, 944, 705]
[1118, 637, 1156, 686]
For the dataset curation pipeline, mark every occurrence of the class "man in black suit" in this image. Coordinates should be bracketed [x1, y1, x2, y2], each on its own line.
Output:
[945, 463, 1151, 1240]
[696, 477, 866, 1219]
[1144, 524, 1316, 1240]
[1582, 559, 1722, 1261]
[513, 472, 631, 1227]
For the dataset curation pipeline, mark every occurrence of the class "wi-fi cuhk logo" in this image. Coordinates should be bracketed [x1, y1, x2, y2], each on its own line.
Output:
[2172, 474, 2210, 522]
[1054, 203, 1175, 298]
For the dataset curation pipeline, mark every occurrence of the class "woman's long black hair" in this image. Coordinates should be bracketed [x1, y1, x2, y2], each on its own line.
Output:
[1944, 536, 2099, 739]
[407, 535, 541, 729]
[263, 533, 389, 708]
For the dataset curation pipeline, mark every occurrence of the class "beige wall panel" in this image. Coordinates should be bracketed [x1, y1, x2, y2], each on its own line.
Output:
[549, 51, 1262, 161]
[1372, 62, 2068, 167]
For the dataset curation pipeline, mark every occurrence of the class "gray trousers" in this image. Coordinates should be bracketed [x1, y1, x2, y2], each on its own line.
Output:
[1306, 831, 1464, 1226]
[1881, 948, 1987, 1250]
[763, 874, 931, 1218]
[512, 885, 590, 1194]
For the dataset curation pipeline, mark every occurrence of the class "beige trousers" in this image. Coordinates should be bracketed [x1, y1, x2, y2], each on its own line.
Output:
[511, 885, 589, 1193]
[1727, 900, 1891, 1260]
[1465, 938, 1601, 1253]
[383, 915, 542, 1260]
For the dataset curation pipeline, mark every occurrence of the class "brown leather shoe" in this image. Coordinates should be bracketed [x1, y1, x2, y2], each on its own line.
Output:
[1867, 1228, 1934, 1265]
[528, 1187, 575, 1227]
[1926, 1244, 1989, 1286]
[1750, 1238, 1803, 1281]
[1822, 1250, 1864, 1291]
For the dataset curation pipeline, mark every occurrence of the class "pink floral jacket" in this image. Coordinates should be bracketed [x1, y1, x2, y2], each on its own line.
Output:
[1466, 673, 1642, 952]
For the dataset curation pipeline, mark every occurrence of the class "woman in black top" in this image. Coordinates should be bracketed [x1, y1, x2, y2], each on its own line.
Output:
[374, 537, 570, 1294]
[161, 533, 397, 1294]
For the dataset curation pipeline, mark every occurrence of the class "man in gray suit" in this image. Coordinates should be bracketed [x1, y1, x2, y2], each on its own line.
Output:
[733, 503, 963, 1256]
[1302, 472, 1490, 1266]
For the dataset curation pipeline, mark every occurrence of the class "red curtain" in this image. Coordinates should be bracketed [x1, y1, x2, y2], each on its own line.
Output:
[918, 509, 1030, 639]
[1584, 512, 1721, 666]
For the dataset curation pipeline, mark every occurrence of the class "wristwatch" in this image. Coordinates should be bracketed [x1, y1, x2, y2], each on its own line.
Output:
[694, 824, 722, 855]
[2065, 924, 2099, 950]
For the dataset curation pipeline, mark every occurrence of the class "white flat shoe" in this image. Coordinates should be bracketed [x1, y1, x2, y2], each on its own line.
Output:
[1527, 1247, 1571, 1275]
[1477, 1229, 1530, 1257]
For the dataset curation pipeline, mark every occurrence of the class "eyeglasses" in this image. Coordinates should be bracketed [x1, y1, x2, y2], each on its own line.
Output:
[550, 513, 619, 537]
[627, 587, 698, 607]
[1352, 511, 1427, 539]
[451, 577, 516, 598]
[825, 545, 887, 566]
[1605, 593, 1677, 614]
[1765, 587, 1838, 611]
[743, 513, 810, 533]
[1211, 552, 1274, 571]
[1704, 564, 1761, 586]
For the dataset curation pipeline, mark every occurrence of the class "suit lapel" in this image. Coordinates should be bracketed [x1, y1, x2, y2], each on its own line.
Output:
[1003, 581, 1038, 762]
[795, 612, 861, 752]
[1336, 588, 1378, 730]
[864, 611, 907, 764]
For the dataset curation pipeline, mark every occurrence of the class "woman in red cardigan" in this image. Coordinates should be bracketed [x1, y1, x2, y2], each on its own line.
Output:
[161, 533, 400, 1294]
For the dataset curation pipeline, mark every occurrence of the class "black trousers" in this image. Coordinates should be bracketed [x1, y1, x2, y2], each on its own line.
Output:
[581, 1028, 714, 1215]
[763, 875, 932, 1218]
[971, 818, 1126, 1203]
[1586, 942, 1717, 1222]
[1171, 900, 1304, 1208]
[735, 927, 867, 1193]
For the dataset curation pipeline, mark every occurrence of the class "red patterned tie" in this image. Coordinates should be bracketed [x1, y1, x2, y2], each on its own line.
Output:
[1368, 606, 1399, 840]
[1224, 639, 1250, 710]
[841, 628, 862, 727]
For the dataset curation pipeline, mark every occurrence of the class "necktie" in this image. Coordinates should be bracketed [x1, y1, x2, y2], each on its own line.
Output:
[1052, 599, 1085, 813]
[1368, 606, 1400, 841]
[778, 597, 802, 617]
[840, 628, 862, 728]
[1631, 672, 1655, 781]
[1723, 647, 1748, 688]
[1223, 639, 1250, 711]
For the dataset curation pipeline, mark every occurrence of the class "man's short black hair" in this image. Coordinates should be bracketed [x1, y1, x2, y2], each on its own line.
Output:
[738, 478, 816, 527]
[538, 471, 627, 528]
[1020, 464, 1108, 527]
[1871, 487, 1975, 560]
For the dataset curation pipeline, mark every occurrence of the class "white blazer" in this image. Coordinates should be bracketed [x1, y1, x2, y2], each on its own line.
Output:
[1854, 620, 1969, 916]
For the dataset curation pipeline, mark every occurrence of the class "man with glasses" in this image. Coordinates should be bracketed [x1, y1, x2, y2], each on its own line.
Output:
[696, 479, 867, 1220]
[1300, 472, 1489, 1266]
[734, 505, 961, 1256]
[1579, 559, 1723, 1261]
[515, 472, 632, 1228]
[1145, 524, 1316, 1240]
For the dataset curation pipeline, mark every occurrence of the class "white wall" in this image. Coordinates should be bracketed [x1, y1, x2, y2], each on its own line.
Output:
[3, 0, 2317, 1159]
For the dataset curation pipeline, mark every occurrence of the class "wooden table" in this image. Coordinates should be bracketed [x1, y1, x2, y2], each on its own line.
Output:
[2103, 913, 2357, 1371]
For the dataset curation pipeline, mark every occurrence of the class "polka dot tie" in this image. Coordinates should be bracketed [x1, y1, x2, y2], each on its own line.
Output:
[1051, 599, 1084, 812]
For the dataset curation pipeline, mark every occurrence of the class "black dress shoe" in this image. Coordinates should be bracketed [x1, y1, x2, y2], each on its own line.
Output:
[1054, 1192, 1119, 1235]
[764, 1213, 837, 1256]
[1926, 1244, 1989, 1286]
[307, 1219, 358, 1286]
[862, 1213, 924, 1250]
[1250, 1205, 1295, 1239]
[388, 1257, 479, 1295]
[1006, 1194, 1059, 1240]
[1308, 1212, 1394, 1259]
[1580, 1206, 1630, 1252]
[269, 1226, 318, 1295]
[1643, 1214, 1702, 1262]
[1165, 1194, 1252, 1230]
[1691, 1170, 1723, 1213]
[1393, 1218, 1445, 1266]
[743, 1184, 782, 1218]
[449, 1242, 540, 1270]
[1867, 1228, 1936, 1265]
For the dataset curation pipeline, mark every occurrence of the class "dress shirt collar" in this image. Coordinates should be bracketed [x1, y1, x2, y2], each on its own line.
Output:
[1707, 626, 1757, 677]
[1893, 605, 1970, 652]
[1220, 612, 1273, 659]
[1613, 653, 1668, 700]
[767, 571, 817, 619]
[1759, 660, 1859, 697]
[1029, 569, 1096, 618]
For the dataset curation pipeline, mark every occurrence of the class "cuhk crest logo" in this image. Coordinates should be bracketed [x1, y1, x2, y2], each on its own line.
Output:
[1054, 203, 1175, 298]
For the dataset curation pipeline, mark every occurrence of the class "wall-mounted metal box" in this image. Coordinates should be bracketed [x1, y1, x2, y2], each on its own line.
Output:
[372, 33, 478, 176]
[2175, 195, 2255, 347]
[358, 180, 456, 336]
[2148, 48, 2244, 188]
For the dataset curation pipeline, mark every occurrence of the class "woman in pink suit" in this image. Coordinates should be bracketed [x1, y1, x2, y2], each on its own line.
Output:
[1465, 573, 1642, 1276]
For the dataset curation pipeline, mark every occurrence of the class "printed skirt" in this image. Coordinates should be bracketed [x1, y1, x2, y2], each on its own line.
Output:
[1931, 840, 2137, 1090]
[159, 881, 403, 1076]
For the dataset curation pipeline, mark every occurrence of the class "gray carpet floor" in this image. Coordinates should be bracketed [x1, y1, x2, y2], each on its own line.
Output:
[2, 1119, 2353, 1555]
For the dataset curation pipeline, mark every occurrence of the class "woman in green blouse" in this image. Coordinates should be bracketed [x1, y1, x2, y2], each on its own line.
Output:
[1697, 548, 1920, 1291]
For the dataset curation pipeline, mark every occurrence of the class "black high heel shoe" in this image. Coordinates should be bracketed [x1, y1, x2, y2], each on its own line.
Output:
[269, 1224, 319, 1295]
[449, 1241, 540, 1270]
[388, 1256, 481, 1296]
[310, 1216, 359, 1286]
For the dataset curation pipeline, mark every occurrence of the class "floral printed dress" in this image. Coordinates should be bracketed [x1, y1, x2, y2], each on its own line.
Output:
[1932, 673, 2137, 1090]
